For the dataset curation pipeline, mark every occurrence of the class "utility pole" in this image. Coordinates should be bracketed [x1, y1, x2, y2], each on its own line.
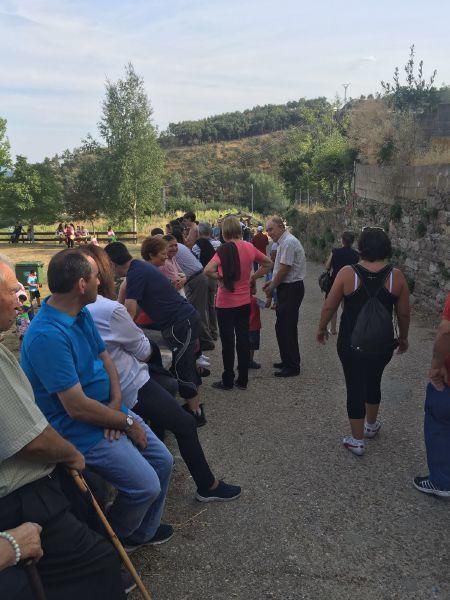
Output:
[342, 83, 350, 104]
[250, 183, 254, 214]
[161, 186, 167, 212]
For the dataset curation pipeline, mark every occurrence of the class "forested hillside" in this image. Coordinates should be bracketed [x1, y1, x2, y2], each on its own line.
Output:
[159, 97, 331, 147]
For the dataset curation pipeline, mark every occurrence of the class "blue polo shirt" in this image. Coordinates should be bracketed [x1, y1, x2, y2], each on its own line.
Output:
[21, 299, 114, 453]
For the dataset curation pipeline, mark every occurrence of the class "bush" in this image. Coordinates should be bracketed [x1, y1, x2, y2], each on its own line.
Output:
[390, 202, 403, 222]
[415, 221, 427, 238]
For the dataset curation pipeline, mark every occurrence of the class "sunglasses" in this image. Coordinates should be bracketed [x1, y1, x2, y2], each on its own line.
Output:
[361, 226, 385, 232]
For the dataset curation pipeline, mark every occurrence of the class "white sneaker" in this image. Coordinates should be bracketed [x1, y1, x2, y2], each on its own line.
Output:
[343, 435, 365, 456]
[200, 354, 210, 362]
[364, 420, 382, 439]
[196, 356, 210, 368]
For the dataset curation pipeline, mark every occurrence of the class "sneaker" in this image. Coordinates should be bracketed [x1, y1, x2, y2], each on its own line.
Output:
[248, 360, 261, 369]
[124, 524, 174, 553]
[196, 354, 211, 367]
[413, 476, 450, 498]
[364, 420, 382, 439]
[212, 381, 233, 391]
[196, 480, 242, 502]
[182, 403, 207, 427]
[121, 569, 137, 595]
[342, 435, 365, 456]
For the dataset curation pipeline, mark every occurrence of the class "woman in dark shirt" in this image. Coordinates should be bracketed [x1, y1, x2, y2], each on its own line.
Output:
[324, 231, 359, 334]
[317, 228, 410, 457]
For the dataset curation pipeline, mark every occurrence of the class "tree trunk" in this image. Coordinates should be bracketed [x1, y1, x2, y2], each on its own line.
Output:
[132, 197, 137, 243]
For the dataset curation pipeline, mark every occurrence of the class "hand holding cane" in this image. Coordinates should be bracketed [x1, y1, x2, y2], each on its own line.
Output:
[69, 469, 152, 600]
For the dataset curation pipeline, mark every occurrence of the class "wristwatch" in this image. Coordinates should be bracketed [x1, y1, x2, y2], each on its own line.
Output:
[124, 415, 134, 431]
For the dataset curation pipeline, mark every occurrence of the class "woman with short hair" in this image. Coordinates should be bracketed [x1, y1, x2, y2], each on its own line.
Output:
[317, 227, 410, 456]
[204, 216, 272, 391]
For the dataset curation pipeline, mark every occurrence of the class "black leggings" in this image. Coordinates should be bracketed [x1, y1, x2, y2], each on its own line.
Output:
[216, 303, 250, 387]
[133, 377, 215, 491]
[337, 343, 393, 420]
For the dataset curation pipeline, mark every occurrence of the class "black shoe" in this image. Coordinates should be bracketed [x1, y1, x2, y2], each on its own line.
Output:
[196, 480, 242, 502]
[197, 366, 211, 377]
[413, 476, 450, 497]
[121, 569, 137, 595]
[201, 341, 215, 351]
[273, 362, 284, 369]
[212, 381, 233, 391]
[123, 523, 174, 553]
[182, 403, 207, 427]
[274, 368, 300, 378]
[235, 380, 247, 390]
[249, 360, 261, 369]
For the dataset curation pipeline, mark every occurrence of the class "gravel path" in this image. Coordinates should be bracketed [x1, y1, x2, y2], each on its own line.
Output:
[131, 260, 449, 600]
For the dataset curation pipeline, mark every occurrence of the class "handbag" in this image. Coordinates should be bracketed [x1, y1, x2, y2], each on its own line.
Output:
[318, 270, 332, 294]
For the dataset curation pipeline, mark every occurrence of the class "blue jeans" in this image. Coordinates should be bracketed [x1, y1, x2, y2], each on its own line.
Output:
[424, 384, 450, 489]
[84, 411, 173, 544]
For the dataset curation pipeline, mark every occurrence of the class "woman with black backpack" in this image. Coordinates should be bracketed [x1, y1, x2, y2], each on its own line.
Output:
[317, 227, 410, 456]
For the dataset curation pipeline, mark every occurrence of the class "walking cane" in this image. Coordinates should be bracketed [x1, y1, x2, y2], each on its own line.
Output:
[69, 469, 152, 600]
[24, 562, 47, 600]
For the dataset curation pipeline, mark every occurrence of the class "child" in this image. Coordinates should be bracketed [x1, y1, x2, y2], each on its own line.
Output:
[27, 270, 41, 307]
[249, 280, 262, 369]
[107, 226, 117, 244]
[16, 302, 31, 345]
[17, 294, 34, 321]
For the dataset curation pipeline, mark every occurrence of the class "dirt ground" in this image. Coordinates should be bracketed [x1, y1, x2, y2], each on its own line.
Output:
[2, 244, 449, 599]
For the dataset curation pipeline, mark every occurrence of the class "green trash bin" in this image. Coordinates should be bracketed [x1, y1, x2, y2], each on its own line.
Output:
[15, 261, 46, 287]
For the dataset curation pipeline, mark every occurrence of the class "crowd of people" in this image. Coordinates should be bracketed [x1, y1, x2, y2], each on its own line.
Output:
[0, 210, 449, 598]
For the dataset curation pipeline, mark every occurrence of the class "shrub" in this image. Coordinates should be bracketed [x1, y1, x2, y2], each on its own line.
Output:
[390, 202, 403, 222]
[415, 221, 427, 238]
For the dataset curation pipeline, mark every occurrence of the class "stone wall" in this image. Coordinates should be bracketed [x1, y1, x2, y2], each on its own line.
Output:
[287, 164, 450, 314]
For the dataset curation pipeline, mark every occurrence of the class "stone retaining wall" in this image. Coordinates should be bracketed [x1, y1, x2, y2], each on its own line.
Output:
[288, 164, 450, 314]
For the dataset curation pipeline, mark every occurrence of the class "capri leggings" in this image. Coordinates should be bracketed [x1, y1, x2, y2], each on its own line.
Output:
[337, 343, 393, 419]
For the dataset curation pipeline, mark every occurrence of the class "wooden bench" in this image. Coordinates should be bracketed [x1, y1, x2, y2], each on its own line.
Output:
[0, 231, 138, 244]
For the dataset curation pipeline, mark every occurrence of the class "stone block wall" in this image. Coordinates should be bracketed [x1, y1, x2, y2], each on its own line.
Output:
[288, 164, 450, 314]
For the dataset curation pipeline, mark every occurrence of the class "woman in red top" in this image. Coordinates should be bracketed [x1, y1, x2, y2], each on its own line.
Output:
[205, 216, 272, 390]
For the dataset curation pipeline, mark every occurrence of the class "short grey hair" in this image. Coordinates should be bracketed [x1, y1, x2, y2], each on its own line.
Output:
[0, 254, 14, 285]
[198, 222, 212, 237]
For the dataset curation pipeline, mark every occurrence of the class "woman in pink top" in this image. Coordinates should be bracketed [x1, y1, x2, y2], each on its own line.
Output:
[205, 216, 272, 390]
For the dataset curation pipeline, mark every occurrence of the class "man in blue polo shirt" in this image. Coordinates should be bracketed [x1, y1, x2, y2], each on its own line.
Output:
[21, 249, 174, 550]
[105, 242, 206, 427]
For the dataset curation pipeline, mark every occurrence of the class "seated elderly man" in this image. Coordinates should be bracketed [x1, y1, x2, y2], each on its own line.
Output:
[20, 249, 174, 551]
[170, 221, 215, 351]
[0, 255, 126, 599]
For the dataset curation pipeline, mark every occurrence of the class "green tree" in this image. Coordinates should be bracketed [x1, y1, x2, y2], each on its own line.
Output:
[381, 45, 438, 113]
[61, 139, 105, 231]
[249, 172, 289, 215]
[312, 132, 357, 201]
[0, 117, 11, 174]
[98, 63, 164, 232]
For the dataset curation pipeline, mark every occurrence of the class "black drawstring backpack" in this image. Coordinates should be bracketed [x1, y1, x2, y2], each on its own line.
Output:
[350, 266, 399, 354]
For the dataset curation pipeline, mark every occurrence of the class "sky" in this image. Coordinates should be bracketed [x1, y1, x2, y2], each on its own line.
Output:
[1, 0, 449, 162]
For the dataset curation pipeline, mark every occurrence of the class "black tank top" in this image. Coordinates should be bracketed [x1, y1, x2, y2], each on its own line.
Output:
[338, 264, 397, 346]
[330, 247, 359, 283]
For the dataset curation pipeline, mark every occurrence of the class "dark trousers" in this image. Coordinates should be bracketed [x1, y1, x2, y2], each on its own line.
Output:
[134, 377, 215, 491]
[216, 303, 250, 387]
[185, 273, 214, 349]
[275, 281, 304, 371]
[424, 384, 450, 489]
[337, 342, 393, 419]
[0, 470, 125, 600]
